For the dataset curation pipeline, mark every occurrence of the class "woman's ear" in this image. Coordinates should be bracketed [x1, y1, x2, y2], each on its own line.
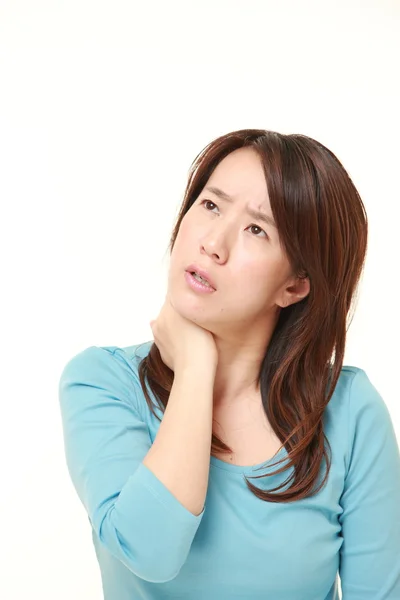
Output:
[277, 275, 310, 308]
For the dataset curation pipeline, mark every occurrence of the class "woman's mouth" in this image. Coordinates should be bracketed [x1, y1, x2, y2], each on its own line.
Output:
[184, 271, 216, 293]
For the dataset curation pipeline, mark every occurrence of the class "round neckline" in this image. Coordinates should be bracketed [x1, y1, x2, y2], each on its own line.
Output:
[210, 444, 289, 474]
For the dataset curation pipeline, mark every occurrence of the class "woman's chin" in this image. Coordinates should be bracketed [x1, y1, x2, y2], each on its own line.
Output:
[173, 298, 211, 325]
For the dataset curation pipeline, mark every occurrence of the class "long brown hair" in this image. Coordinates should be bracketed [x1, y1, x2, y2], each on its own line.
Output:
[137, 128, 368, 503]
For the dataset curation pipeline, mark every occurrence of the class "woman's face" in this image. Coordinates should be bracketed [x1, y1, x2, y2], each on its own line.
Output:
[168, 147, 297, 337]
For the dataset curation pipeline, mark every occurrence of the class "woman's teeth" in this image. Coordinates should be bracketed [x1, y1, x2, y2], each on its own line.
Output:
[193, 273, 211, 287]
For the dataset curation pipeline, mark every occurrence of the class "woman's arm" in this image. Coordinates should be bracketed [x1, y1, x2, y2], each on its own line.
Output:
[338, 369, 400, 597]
[58, 345, 211, 583]
[142, 364, 215, 517]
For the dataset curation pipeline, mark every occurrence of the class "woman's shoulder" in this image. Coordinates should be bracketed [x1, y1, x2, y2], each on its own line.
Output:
[324, 364, 385, 436]
[58, 340, 154, 417]
[327, 364, 395, 452]
[60, 339, 153, 375]
[118, 340, 154, 367]
[332, 364, 385, 413]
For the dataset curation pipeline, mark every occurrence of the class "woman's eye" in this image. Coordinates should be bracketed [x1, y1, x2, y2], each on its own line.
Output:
[249, 225, 266, 237]
[200, 199, 268, 239]
[202, 199, 217, 212]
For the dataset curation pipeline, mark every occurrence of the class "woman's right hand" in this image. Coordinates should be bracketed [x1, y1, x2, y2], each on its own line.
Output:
[150, 294, 218, 374]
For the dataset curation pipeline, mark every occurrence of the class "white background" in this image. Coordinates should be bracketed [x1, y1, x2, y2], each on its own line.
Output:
[1, 1, 399, 598]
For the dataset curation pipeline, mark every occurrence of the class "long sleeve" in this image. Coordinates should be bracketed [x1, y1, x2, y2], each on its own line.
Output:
[58, 345, 205, 583]
[338, 368, 400, 598]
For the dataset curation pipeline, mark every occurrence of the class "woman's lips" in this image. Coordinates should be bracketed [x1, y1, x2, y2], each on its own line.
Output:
[184, 271, 216, 293]
[185, 264, 217, 289]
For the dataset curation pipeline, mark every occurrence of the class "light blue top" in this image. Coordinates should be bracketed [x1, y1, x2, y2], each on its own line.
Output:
[58, 341, 400, 599]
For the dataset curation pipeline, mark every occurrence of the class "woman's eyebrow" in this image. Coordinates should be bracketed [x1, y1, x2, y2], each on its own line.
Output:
[204, 186, 277, 229]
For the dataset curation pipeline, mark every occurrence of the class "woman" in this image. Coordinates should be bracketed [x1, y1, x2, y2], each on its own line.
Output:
[59, 129, 400, 599]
